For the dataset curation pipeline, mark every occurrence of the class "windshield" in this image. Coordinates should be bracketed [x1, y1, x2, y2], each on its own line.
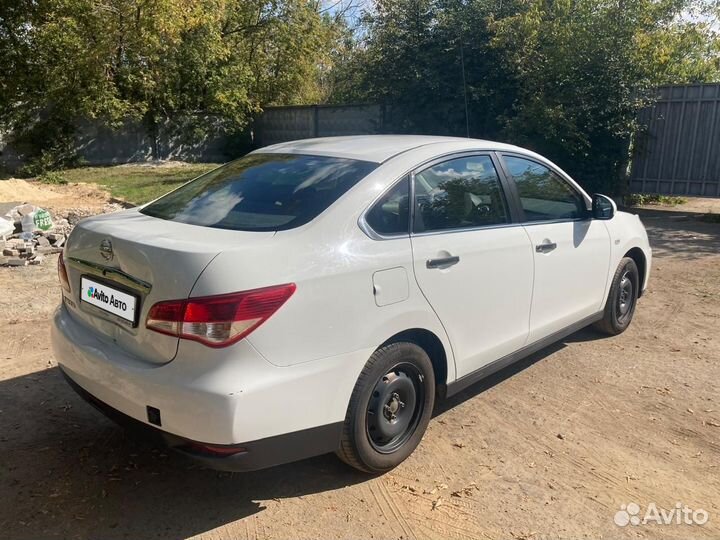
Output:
[141, 153, 378, 231]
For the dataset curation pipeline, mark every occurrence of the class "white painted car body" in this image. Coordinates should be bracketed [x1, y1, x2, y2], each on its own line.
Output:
[51, 135, 651, 471]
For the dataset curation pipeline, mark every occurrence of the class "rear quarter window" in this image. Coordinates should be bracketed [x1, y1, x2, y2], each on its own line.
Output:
[142, 154, 378, 231]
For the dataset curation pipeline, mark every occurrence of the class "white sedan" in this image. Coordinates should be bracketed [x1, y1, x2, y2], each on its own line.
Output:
[51, 135, 651, 473]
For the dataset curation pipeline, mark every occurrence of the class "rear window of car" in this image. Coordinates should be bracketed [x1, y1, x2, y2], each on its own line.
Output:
[141, 153, 378, 231]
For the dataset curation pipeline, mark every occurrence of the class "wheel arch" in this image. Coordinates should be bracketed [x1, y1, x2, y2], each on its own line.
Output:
[380, 328, 449, 395]
[624, 247, 647, 296]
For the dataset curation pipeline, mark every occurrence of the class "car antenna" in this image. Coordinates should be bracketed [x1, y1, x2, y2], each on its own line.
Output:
[459, 40, 470, 138]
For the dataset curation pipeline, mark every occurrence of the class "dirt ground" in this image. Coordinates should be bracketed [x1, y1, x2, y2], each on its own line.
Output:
[0, 183, 718, 540]
[0, 179, 112, 217]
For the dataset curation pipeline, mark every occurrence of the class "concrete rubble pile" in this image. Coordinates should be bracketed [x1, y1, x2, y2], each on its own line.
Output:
[0, 203, 72, 267]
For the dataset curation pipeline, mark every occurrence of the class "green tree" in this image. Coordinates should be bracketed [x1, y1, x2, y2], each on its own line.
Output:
[335, 0, 719, 194]
[491, 0, 720, 193]
[0, 0, 342, 171]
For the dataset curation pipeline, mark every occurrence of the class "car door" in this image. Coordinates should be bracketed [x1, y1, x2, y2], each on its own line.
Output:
[410, 154, 534, 378]
[499, 154, 611, 343]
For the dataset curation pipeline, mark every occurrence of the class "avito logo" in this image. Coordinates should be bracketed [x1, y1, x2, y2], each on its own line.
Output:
[87, 285, 128, 311]
[88, 286, 109, 303]
[615, 502, 709, 527]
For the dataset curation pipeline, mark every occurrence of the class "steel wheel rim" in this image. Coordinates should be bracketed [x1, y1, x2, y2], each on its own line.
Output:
[366, 362, 425, 454]
[616, 270, 634, 322]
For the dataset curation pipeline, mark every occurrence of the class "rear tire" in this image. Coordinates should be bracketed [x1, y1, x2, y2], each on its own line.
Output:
[594, 257, 639, 335]
[336, 342, 435, 473]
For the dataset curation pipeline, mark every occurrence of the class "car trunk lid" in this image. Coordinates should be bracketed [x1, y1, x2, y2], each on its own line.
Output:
[63, 209, 274, 365]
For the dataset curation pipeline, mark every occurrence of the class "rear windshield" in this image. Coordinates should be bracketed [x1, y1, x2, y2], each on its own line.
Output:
[141, 153, 378, 231]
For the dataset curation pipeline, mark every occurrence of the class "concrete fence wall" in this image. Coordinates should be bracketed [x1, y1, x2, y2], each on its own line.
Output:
[255, 104, 386, 147]
[0, 105, 386, 172]
[0, 115, 242, 172]
[0, 130, 23, 172]
[5, 87, 720, 197]
[0, 105, 387, 172]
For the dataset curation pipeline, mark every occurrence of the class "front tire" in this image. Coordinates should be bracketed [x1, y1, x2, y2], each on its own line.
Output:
[594, 257, 640, 335]
[336, 342, 435, 473]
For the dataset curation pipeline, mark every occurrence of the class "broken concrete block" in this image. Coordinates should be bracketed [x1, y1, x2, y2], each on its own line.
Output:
[2, 248, 19, 257]
[6, 258, 28, 266]
[17, 204, 36, 216]
[37, 246, 63, 255]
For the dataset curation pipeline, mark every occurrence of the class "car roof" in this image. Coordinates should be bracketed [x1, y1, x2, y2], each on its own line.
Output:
[255, 135, 527, 163]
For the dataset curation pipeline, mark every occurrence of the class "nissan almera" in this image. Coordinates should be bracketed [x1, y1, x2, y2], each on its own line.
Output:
[52, 135, 651, 473]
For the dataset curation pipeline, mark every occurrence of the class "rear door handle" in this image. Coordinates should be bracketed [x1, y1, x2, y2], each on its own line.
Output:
[535, 241, 557, 254]
[426, 255, 460, 269]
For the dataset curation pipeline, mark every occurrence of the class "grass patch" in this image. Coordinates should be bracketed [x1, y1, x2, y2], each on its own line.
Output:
[38, 171, 68, 185]
[59, 162, 219, 205]
[625, 193, 687, 207]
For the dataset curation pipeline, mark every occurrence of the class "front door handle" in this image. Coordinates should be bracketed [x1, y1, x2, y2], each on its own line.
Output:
[426, 255, 460, 269]
[535, 241, 557, 254]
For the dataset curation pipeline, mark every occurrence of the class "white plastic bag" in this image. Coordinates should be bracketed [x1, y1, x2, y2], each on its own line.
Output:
[0, 217, 13, 238]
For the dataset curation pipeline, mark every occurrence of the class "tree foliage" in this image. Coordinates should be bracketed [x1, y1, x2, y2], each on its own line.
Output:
[1, 0, 718, 189]
[0, 0, 343, 170]
[334, 0, 720, 193]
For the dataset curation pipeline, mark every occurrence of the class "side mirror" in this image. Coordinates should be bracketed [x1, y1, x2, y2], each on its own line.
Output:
[592, 193, 616, 220]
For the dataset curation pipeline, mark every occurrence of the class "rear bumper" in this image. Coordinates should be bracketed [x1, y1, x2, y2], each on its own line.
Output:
[61, 367, 342, 471]
[51, 303, 371, 470]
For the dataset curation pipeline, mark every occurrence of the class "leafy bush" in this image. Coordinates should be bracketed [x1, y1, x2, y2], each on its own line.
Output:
[37, 171, 68, 185]
[625, 194, 687, 206]
[13, 120, 83, 177]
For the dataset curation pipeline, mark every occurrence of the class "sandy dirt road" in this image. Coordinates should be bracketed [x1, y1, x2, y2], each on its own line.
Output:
[0, 194, 718, 540]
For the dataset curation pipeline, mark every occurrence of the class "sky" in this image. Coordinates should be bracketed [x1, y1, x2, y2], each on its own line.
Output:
[323, 0, 720, 34]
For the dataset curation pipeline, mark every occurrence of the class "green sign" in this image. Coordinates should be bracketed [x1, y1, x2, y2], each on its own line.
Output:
[33, 209, 53, 231]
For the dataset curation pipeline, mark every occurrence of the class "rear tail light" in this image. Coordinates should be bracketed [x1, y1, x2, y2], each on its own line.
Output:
[58, 252, 71, 293]
[146, 283, 296, 348]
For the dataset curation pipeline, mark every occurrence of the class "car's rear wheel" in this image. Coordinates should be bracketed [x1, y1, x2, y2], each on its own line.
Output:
[594, 257, 640, 335]
[336, 342, 435, 473]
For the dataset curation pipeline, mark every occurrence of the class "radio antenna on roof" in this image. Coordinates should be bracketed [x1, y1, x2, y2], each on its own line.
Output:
[459, 40, 470, 138]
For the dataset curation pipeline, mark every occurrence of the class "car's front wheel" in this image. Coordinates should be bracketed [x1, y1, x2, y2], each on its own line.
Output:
[337, 342, 435, 473]
[595, 257, 640, 335]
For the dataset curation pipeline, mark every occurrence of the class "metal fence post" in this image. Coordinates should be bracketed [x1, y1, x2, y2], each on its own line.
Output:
[313, 105, 319, 138]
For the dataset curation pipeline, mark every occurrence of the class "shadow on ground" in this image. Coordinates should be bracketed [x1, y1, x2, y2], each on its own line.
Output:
[435, 326, 606, 415]
[0, 324, 611, 539]
[631, 206, 720, 260]
[0, 365, 367, 539]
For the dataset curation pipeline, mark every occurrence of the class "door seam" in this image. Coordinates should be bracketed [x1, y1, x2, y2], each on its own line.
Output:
[520, 224, 536, 347]
[408, 235, 458, 381]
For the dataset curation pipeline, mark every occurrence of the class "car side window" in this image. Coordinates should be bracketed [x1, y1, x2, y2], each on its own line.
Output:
[413, 155, 509, 233]
[503, 156, 587, 222]
[365, 176, 410, 235]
